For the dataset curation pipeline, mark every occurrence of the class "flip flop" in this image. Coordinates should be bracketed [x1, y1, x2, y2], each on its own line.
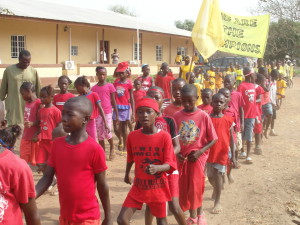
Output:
[197, 214, 207, 225]
[211, 205, 223, 214]
[246, 157, 253, 164]
[186, 217, 198, 225]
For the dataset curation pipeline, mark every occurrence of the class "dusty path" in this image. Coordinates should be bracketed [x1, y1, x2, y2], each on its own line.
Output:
[35, 78, 300, 225]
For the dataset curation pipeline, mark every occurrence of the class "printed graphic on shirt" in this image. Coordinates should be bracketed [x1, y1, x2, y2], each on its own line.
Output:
[178, 120, 200, 145]
[245, 89, 255, 103]
[41, 120, 48, 131]
[0, 182, 8, 223]
[116, 86, 125, 97]
[24, 107, 31, 121]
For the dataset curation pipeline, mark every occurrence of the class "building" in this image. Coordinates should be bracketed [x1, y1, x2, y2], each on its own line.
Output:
[0, 0, 193, 84]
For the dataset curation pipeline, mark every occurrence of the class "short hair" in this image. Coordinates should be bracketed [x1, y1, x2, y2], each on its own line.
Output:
[134, 79, 142, 84]
[258, 67, 267, 74]
[0, 125, 22, 149]
[95, 66, 106, 72]
[20, 81, 35, 92]
[19, 50, 31, 59]
[74, 76, 90, 88]
[65, 96, 92, 117]
[271, 69, 279, 77]
[224, 74, 234, 82]
[41, 85, 55, 97]
[243, 66, 252, 75]
[218, 88, 230, 95]
[212, 93, 225, 101]
[181, 84, 197, 96]
[172, 78, 186, 85]
[201, 88, 213, 95]
[256, 73, 265, 83]
[58, 75, 72, 85]
[147, 86, 165, 97]
[160, 62, 169, 70]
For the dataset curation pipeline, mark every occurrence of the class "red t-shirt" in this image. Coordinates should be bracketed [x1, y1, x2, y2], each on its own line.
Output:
[22, 98, 41, 140]
[48, 136, 107, 222]
[207, 116, 233, 165]
[133, 89, 147, 104]
[223, 106, 237, 131]
[155, 74, 174, 99]
[82, 92, 101, 119]
[0, 149, 35, 225]
[228, 91, 245, 131]
[163, 104, 184, 117]
[197, 104, 213, 114]
[173, 109, 218, 157]
[262, 79, 270, 105]
[39, 106, 61, 140]
[255, 85, 265, 117]
[126, 129, 177, 203]
[136, 76, 153, 92]
[238, 82, 257, 119]
[91, 83, 116, 114]
[53, 93, 75, 111]
[113, 80, 133, 109]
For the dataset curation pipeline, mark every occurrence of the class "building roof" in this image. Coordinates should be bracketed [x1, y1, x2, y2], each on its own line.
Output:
[0, 0, 191, 38]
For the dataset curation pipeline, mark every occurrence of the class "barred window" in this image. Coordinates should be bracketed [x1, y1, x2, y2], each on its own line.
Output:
[134, 43, 141, 60]
[156, 45, 163, 61]
[71, 46, 78, 56]
[11, 35, 25, 58]
[177, 47, 188, 58]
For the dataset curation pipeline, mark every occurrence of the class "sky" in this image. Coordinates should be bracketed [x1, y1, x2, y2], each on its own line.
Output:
[35, 0, 259, 27]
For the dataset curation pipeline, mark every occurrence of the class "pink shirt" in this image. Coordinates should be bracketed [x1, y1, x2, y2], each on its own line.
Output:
[53, 93, 75, 111]
[163, 103, 184, 117]
[91, 83, 116, 114]
[82, 92, 101, 119]
[0, 149, 35, 225]
[22, 98, 41, 140]
[228, 91, 245, 131]
[39, 106, 61, 140]
[173, 109, 218, 157]
[48, 136, 107, 222]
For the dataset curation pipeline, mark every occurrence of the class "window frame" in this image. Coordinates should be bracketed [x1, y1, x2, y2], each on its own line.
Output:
[155, 45, 163, 61]
[11, 35, 26, 58]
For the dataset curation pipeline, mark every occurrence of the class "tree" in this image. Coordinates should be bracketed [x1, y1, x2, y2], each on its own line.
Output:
[0, 7, 14, 15]
[174, 19, 194, 31]
[108, 5, 136, 17]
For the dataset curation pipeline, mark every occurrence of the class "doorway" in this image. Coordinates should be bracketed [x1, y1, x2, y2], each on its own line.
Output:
[100, 40, 110, 64]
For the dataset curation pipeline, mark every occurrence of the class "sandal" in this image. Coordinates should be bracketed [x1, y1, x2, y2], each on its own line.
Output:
[197, 214, 207, 225]
[246, 157, 253, 164]
[254, 146, 262, 155]
[187, 217, 198, 225]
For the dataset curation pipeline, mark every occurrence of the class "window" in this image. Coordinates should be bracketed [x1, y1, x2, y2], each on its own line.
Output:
[134, 43, 141, 60]
[156, 45, 163, 61]
[71, 46, 78, 56]
[177, 47, 188, 58]
[11, 35, 25, 58]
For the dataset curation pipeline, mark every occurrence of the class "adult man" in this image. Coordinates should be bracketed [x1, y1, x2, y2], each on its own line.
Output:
[0, 50, 41, 125]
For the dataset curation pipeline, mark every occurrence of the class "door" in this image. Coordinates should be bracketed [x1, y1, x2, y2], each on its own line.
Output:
[100, 40, 110, 64]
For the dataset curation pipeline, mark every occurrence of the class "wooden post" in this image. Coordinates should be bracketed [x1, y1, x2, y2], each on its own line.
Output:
[56, 24, 58, 64]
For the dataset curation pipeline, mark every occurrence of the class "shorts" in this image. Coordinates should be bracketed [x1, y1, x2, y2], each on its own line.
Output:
[262, 103, 273, 116]
[254, 117, 263, 134]
[272, 106, 277, 120]
[36, 139, 52, 164]
[20, 139, 39, 165]
[206, 162, 226, 177]
[167, 173, 179, 198]
[86, 119, 97, 141]
[242, 118, 255, 141]
[113, 109, 130, 121]
[59, 217, 100, 225]
[95, 113, 112, 141]
[123, 194, 167, 218]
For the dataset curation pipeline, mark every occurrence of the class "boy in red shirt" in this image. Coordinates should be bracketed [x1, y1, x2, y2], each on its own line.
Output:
[36, 96, 112, 225]
[117, 98, 177, 225]
[133, 79, 146, 103]
[197, 88, 213, 114]
[173, 84, 217, 225]
[207, 93, 235, 214]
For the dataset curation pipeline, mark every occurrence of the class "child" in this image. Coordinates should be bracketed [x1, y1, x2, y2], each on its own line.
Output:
[36, 96, 112, 225]
[179, 56, 194, 82]
[164, 78, 186, 117]
[269, 70, 279, 136]
[117, 98, 177, 225]
[53, 75, 75, 111]
[155, 63, 175, 103]
[33, 85, 61, 172]
[235, 64, 243, 88]
[207, 66, 216, 92]
[20, 81, 42, 165]
[207, 93, 235, 214]
[276, 73, 287, 107]
[173, 84, 217, 225]
[215, 67, 223, 93]
[133, 79, 147, 103]
[175, 52, 182, 65]
[91, 66, 119, 160]
[193, 66, 204, 85]
[74, 76, 109, 142]
[137, 64, 153, 91]
[203, 73, 210, 89]
[198, 88, 213, 114]
[188, 72, 202, 106]
[113, 62, 135, 153]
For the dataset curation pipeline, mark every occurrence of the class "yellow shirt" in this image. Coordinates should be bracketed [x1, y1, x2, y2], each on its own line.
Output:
[192, 55, 199, 62]
[204, 80, 210, 89]
[290, 66, 294, 78]
[236, 69, 243, 81]
[193, 83, 202, 106]
[207, 70, 215, 90]
[215, 72, 223, 85]
[181, 64, 195, 82]
[175, 55, 182, 63]
[277, 80, 287, 96]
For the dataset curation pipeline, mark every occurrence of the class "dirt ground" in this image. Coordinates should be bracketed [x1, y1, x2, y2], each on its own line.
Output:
[32, 78, 300, 225]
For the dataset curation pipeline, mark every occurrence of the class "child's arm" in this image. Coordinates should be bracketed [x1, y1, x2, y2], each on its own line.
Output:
[129, 89, 135, 123]
[179, 67, 182, 78]
[146, 164, 170, 175]
[187, 139, 217, 162]
[229, 127, 236, 167]
[172, 137, 180, 155]
[35, 165, 55, 198]
[96, 102, 109, 132]
[110, 92, 119, 124]
[239, 107, 244, 133]
[96, 171, 112, 225]
[20, 198, 41, 225]
[124, 161, 134, 184]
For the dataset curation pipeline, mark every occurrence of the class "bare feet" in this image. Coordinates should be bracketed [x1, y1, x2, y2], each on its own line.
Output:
[269, 130, 278, 136]
[211, 202, 222, 214]
[227, 174, 234, 184]
[211, 191, 216, 201]
[264, 130, 268, 139]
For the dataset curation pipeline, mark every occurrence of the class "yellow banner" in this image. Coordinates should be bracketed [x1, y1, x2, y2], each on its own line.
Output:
[219, 12, 270, 58]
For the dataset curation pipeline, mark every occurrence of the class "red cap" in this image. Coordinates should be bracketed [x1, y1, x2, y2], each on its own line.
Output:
[136, 97, 159, 113]
[116, 61, 129, 72]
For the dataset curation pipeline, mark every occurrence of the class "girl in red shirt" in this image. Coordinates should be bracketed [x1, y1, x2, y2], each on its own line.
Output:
[53, 75, 75, 112]
[137, 64, 153, 91]
[155, 63, 174, 106]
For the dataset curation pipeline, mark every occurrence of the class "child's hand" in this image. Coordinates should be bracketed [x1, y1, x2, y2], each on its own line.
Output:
[130, 114, 135, 124]
[176, 153, 185, 162]
[124, 175, 132, 185]
[115, 118, 120, 126]
[232, 159, 238, 168]
[32, 135, 39, 143]
[104, 124, 110, 133]
[187, 150, 201, 162]
[145, 164, 158, 175]
[24, 121, 33, 128]
[101, 217, 113, 225]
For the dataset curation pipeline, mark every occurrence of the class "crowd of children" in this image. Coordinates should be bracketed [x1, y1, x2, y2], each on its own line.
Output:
[0, 57, 293, 225]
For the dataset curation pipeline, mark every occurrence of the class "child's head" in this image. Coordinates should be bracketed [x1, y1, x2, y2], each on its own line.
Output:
[74, 76, 90, 94]
[58, 75, 72, 93]
[147, 86, 164, 110]
[256, 73, 266, 85]
[218, 88, 231, 106]
[172, 78, 186, 103]
[0, 125, 22, 150]
[201, 88, 213, 105]
[193, 66, 202, 77]
[141, 64, 150, 76]
[184, 56, 190, 65]
[243, 67, 255, 83]
[135, 97, 159, 128]
[270, 69, 279, 81]
[188, 72, 196, 84]
[211, 93, 226, 113]
[96, 66, 107, 83]
[224, 74, 235, 90]
[114, 49, 117, 53]
[278, 73, 283, 80]
[215, 66, 220, 72]
[134, 79, 142, 91]
[0, 101, 7, 129]
[181, 84, 198, 112]
[258, 67, 268, 79]
[160, 62, 169, 74]
[177, 52, 181, 55]
[62, 96, 92, 133]
[116, 62, 131, 80]
[20, 82, 36, 102]
[40, 85, 54, 105]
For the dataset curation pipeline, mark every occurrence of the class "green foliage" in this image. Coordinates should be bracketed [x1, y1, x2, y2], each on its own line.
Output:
[106, 75, 115, 83]
[108, 5, 136, 17]
[0, 8, 14, 15]
[174, 19, 195, 31]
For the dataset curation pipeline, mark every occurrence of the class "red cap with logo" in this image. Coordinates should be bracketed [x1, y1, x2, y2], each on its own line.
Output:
[116, 61, 129, 72]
